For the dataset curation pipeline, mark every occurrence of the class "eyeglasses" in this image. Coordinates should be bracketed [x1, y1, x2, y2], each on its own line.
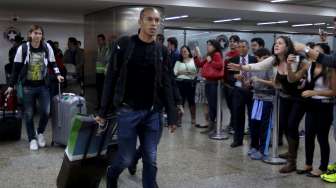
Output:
[143, 16, 161, 24]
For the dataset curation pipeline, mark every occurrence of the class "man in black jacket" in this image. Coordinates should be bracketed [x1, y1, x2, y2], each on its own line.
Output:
[95, 7, 177, 188]
[229, 40, 257, 148]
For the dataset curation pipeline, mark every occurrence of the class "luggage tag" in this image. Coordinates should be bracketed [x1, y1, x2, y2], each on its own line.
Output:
[251, 100, 259, 120]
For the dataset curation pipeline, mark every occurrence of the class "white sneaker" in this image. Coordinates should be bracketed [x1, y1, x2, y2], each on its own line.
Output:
[30, 139, 39, 151]
[37, 134, 46, 148]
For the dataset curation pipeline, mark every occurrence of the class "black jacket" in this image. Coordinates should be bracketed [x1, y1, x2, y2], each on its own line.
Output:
[98, 35, 177, 125]
[227, 55, 257, 86]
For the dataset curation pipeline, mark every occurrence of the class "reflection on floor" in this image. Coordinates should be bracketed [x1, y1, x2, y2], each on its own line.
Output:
[0, 86, 335, 188]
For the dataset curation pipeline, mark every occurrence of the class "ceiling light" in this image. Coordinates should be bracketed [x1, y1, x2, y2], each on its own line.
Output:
[257, 22, 278, 25]
[257, 20, 288, 26]
[292, 23, 313, 27]
[327, 26, 334, 29]
[164, 15, 188, 21]
[213, 18, 242, 23]
[313, 23, 326, 26]
[190, 32, 210, 36]
[271, 0, 290, 3]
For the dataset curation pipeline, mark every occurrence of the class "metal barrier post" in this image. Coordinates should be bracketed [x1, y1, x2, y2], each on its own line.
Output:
[210, 80, 229, 140]
[263, 89, 286, 165]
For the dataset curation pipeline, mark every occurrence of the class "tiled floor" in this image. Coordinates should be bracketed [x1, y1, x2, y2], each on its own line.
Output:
[0, 86, 335, 188]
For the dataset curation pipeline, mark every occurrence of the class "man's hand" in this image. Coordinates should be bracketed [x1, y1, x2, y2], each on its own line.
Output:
[302, 90, 317, 98]
[168, 125, 177, 133]
[227, 63, 242, 71]
[234, 74, 244, 81]
[206, 56, 212, 62]
[95, 116, 106, 125]
[57, 75, 64, 83]
[4, 87, 14, 98]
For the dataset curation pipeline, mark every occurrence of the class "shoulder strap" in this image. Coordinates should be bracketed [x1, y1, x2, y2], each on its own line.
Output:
[21, 43, 28, 64]
[42, 42, 50, 60]
[307, 63, 324, 90]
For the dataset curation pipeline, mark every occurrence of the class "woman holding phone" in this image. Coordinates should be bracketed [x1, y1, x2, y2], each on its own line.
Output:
[228, 36, 309, 173]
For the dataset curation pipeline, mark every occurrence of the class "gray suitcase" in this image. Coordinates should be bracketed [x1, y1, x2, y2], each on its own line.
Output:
[52, 84, 87, 146]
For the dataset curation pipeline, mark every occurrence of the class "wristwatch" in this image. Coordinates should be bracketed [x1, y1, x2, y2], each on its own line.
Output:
[304, 46, 310, 54]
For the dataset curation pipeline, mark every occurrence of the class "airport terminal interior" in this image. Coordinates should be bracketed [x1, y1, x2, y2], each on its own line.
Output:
[0, 0, 336, 188]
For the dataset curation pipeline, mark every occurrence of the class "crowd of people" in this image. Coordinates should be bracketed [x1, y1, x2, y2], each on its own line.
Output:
[4, 6, 336, 188]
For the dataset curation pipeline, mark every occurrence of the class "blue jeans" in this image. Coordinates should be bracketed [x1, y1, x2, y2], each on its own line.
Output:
[131, 114, 164, 168]
[107, 107, 161, 188]
[23, 85, 50, 141]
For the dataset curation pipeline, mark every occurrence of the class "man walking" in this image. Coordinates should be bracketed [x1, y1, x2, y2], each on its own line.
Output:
[96, 7, 177, 188]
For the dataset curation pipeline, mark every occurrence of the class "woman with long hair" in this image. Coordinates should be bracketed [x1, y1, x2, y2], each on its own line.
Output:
[296, 43, 336, 177]
[174, 45, 198, 127]
[228, 36, 308, 173]
[195, 39, 224, 134]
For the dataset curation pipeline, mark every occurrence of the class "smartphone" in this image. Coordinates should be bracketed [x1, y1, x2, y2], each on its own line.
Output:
[289, 55, 300, 71]
[295, 55, 300, 63]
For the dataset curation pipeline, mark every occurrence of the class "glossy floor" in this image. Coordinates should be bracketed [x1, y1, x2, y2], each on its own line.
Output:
[0, 87, 335, 188]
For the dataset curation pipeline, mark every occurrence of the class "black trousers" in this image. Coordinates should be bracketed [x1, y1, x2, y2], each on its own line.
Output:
[278, 97, 306, 142]
[305, 100, 333, 171]
[205, 81, 219, 122]
[232, 87, 253, 144]
[176, 80, 196, 107]
[250, 100, 273, 153]
[96, 73, 105, 108]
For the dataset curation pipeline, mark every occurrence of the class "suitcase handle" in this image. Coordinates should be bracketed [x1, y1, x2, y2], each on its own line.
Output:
[82, 116, 115, 160]
[58, 82, 61, 96]
[62, 93, 76, 96]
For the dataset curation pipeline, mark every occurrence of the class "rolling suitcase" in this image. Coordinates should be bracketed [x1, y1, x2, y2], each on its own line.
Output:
[0, 111, 22, 141]
[56, 114, 118, 188]
[51, 83, 87, 146]
[0, 85, 18, 112]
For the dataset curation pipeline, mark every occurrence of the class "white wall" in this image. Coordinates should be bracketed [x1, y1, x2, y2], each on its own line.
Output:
[0, 21, 84, 84]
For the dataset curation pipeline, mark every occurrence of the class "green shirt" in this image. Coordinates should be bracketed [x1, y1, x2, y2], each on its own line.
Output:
[26, 52, 46, 81]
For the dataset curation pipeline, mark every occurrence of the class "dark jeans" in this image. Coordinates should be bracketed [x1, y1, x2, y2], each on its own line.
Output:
[176, 79, 196, 107]
[23, 85, 50, 141]
[250, 100, 273, 153]
[205, 81, 218, 122]
[232, 87, 253, 144]
[96, 73, 105, 108]
[107, 107, 161, 188]
[279, 97, 305, 142]
[131, 118, 163, 168]
[305, 100, 333, 171]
